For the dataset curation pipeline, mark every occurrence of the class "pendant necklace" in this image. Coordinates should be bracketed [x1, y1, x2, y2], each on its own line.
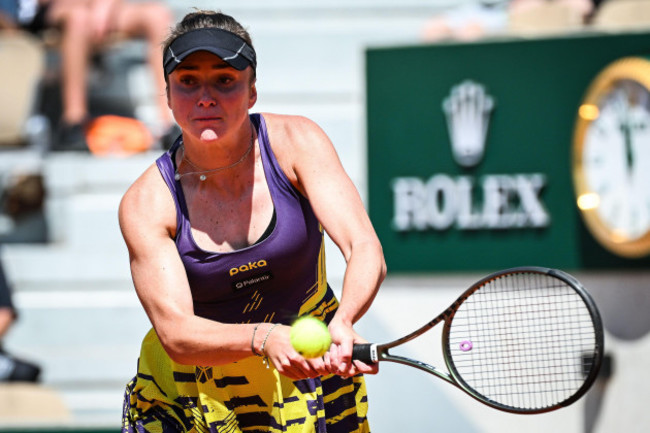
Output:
[174, 129, 254, 182]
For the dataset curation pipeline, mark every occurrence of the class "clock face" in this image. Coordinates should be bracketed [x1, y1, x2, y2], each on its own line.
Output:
[574, 58, 650, 258]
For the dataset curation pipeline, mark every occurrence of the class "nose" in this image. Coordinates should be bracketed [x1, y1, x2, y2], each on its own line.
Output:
[197, 85, 217, 107]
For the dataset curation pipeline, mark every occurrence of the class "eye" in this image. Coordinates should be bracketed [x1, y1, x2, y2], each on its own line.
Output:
[179, 75, 197, 86]
[217, 75, 235, 85]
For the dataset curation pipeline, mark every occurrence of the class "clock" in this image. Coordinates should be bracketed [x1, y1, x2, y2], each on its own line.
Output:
[573, 57, 650, 258]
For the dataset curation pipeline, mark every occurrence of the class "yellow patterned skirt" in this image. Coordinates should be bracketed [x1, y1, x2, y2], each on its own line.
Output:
[121, 329, 370, 432]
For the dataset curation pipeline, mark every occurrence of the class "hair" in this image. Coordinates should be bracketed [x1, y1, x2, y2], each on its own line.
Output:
[163, 10, 256, 82]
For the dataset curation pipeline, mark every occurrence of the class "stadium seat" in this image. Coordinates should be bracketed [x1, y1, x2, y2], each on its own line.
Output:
[591, 0, 650, 31]
[0, 32, 45, 147]
[508, 2, 586, 35]
[0, 383, 71, 424]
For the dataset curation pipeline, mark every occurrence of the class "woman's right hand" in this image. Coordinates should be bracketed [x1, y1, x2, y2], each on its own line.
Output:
[261, 324, 330, 380]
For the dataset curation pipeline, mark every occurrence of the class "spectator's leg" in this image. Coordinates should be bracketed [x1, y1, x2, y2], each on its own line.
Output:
[47, 3, 93, 126]
[0, 308, 14, 339]
[114, 2, 175, 131]
[0, 260, 16, 340]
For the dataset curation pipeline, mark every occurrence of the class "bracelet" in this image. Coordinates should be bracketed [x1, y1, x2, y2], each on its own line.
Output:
[260, 323, 279, 368]
[251, 323, 263, 357]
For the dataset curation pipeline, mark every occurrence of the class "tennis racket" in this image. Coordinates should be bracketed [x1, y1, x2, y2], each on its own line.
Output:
[353, 266, 604, 414]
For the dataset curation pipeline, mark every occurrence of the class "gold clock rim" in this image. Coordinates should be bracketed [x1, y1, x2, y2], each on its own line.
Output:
[572, 56, 650, 259]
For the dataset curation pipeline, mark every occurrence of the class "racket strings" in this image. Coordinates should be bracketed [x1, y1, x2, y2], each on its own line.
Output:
[446, 272, 599, 411]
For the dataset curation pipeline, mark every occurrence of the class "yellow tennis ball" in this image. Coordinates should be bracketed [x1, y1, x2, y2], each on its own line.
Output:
[290, 316, 332, 358]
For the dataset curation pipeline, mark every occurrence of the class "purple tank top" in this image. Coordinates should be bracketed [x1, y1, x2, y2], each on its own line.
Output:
[156, 114, 331, 325]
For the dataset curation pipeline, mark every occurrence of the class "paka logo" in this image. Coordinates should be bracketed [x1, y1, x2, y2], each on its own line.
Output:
[229, 259, 268, 276]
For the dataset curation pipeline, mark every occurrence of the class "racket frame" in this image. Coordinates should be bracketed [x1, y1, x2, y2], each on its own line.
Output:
[355, 266, 605, 414]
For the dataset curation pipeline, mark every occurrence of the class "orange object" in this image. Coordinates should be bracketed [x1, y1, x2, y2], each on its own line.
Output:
[85, 115, 153, 156]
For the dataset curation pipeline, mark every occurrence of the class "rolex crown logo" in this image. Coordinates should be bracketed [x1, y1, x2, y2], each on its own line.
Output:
[442, 80, 495, 168]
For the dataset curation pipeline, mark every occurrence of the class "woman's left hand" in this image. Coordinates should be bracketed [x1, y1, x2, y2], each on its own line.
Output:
[325, 317, 379, 377]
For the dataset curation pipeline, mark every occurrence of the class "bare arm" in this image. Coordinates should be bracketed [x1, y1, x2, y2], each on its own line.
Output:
[265, 114, 387, 375]
[119, 165, 260, 366]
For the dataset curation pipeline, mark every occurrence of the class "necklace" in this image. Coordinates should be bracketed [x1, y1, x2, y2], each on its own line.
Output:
[174, 130, 254, 182]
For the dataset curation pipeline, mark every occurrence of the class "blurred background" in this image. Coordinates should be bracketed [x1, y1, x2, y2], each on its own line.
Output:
[0, 0, 649, 431]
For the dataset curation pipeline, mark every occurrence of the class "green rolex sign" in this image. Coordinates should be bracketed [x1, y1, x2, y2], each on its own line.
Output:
[366, 32, 650, 272]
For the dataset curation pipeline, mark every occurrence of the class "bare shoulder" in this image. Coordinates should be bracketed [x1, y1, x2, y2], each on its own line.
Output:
[262, 112, 322, 132]
[262, 113, 330, 148]
[261, 113, 336, 188]
[119, 164, 177, 240]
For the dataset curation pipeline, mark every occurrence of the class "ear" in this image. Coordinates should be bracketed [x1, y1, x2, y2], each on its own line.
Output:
[248, 81, 257, 109]
[166, 87, 171, 109]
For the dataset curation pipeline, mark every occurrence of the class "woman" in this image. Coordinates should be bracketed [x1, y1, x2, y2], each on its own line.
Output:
[119, 9, 386, 433]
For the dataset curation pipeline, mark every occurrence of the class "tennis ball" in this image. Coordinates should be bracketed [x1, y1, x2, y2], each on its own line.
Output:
[290, 316, 332, 358]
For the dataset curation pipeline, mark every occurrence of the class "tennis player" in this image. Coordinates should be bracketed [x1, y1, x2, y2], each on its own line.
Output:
[119, 9, 386, 432]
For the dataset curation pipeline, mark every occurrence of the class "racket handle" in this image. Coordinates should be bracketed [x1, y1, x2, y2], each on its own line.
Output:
[352, 343, 378, 363]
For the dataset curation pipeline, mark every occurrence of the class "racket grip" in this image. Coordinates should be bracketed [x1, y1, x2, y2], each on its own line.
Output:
[352, 343, 378, 363]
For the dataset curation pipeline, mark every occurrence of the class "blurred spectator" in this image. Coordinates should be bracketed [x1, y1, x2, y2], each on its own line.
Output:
[509, 0, 596, 23]
[0, 172, 47, 243]
[0, 257, 41, 382]
[422, 1, 511, 42]
[0, 0, 175, 151]
[0, 172, 45, 382]
[422, 0, 599, 42]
